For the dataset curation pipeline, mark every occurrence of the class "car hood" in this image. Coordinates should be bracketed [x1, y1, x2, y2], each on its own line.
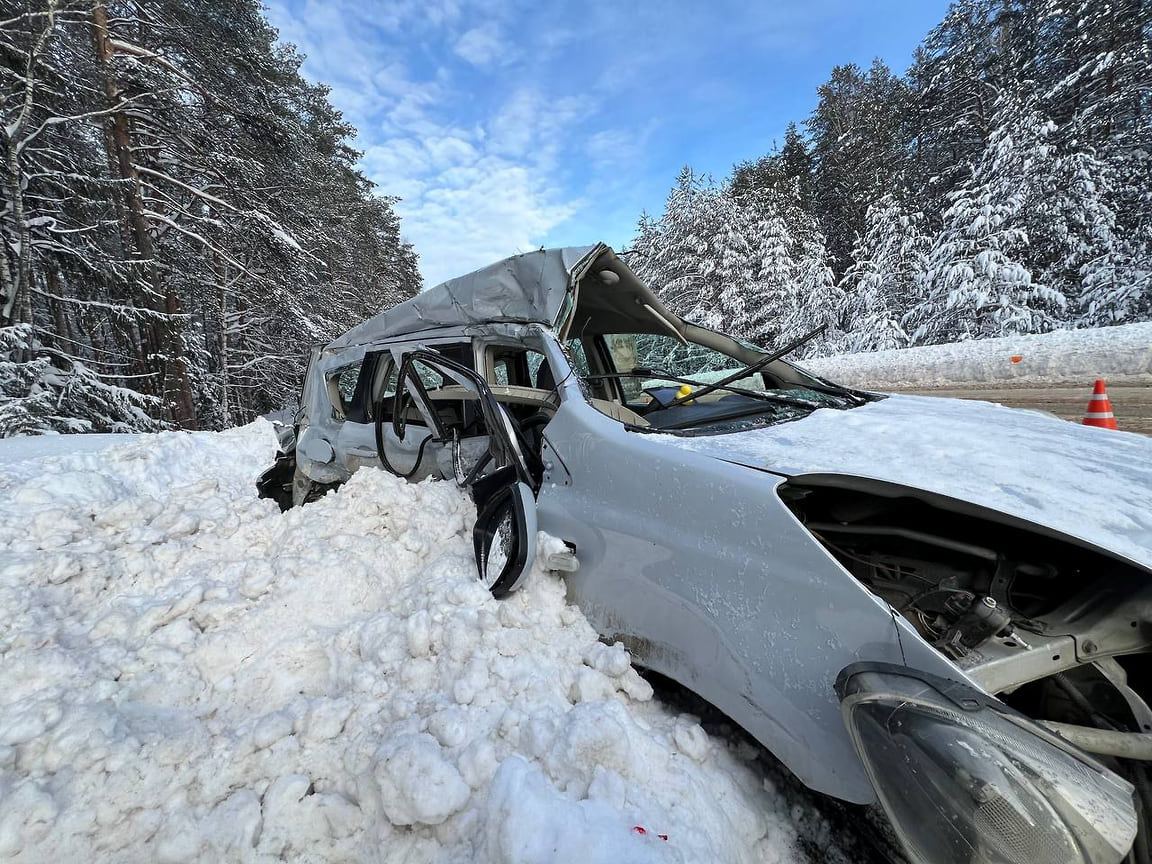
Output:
[656, 394, 1152, 570]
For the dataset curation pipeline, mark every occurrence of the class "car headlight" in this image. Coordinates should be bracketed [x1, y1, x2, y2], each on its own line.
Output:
[836, 663, 1137, 864]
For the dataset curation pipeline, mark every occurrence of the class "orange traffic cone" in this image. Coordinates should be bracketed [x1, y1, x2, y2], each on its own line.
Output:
[1082, 379, 1119, 430]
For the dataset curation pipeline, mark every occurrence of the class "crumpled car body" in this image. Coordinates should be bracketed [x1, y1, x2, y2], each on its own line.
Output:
[259, 244, 1152, 864]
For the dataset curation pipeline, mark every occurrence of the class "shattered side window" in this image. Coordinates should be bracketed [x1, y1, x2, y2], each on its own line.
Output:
[336, 365, 361, 403]
[489, 346, 547, 388]
[327, 361, 363, 418]
[526, 351, 544, 384]
[414, 363, 446, 391]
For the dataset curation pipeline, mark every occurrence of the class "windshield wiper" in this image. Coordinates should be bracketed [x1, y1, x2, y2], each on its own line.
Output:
[789, 372, 868, 405]
[658, 325, 827, 411]
[586, 369, 824, 412]
[658, 401, 807, 431]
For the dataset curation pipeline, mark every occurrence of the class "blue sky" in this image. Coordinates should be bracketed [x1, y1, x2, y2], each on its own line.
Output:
[263, 0, 950, 286]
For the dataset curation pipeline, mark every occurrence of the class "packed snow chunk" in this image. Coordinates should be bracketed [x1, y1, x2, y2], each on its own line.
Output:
[201, 789, 263, 857]
[582, 641, 654, 702]
[583, 641, 633, 678]
[298, 698, 352, 745]
[0, 782, 57, 857]
[547, 702, 635, 793]
[252, 710, 295, 750]
[485, 757, 668, 864]
[570, 667, 618, 703]
[374, 733, 471, 826]
[673, 717, 711, 763]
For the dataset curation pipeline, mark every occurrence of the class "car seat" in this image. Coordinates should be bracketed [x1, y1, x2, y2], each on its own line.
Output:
[535, 359, 556, 391]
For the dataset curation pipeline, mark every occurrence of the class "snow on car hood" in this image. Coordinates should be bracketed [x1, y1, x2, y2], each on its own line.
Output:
[658, 394, 1152, 570]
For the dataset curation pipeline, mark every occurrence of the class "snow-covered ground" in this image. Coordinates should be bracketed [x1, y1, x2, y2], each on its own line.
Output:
[0, 432, 140, 465]
[0, 423, 858, 863]
[803, 322, 1152, 390]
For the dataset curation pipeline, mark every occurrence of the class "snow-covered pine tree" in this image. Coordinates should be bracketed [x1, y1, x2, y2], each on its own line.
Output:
[1070, 146, 1151, 324]
[743, 201, 796, 347]
[839, 194, 926, 352]
[633, 167, 712, 325]
[1034, 0, 1152, 326]
[784, 232, 846, 358]
[629, 160, 852, 360]
[710, 194, 755, 340]
[909, 95, 1069, 344]
[807, 59, 911, 275]
[731, 123, 814, 214]
[0, 323, 165, 435]
[0, 0, 419, 435]
[905, 0, 1025, 218]
[630, 167, 762, 336]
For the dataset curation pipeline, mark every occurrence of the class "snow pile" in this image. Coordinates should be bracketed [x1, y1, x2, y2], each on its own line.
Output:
[0, 423, 851, 863]
[802, 322, 1152, 390]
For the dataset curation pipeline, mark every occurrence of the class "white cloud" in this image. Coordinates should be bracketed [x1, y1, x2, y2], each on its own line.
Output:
[488, 89, 594, 160]
[263, 0, 637, 287]
[403, 159, 580, 285]
[584, 124, 655, 171]
[361, 93, 588, 286]
[453, 22, 508, 68]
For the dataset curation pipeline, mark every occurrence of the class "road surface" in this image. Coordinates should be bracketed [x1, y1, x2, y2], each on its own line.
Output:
[893, 385, 1152, 436]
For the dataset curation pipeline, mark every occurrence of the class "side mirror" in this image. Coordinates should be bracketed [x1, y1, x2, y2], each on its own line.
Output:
[473, 481, 537, 597]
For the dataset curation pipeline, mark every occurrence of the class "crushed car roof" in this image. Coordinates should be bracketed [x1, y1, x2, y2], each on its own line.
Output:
[327, 244, 605, 350]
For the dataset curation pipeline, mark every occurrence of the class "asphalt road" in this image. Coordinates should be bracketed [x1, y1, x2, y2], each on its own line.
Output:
[891, 384, 1152, 436]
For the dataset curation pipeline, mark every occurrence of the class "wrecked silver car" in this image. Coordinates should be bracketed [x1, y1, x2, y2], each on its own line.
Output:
[259, 244, 1152, 864]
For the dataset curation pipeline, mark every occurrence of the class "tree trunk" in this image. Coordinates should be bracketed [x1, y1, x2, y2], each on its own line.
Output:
[2, 137, 31, 328]
[91, 3, 197, 428]
[47, 268, 67, 343]
[0, 232, 14, 326]
[1, 1, 59, 329]
[214, 249, 231, 426]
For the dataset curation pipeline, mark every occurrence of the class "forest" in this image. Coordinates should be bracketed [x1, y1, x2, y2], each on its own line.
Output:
[2, 0, 1149, 435]
[0, 0, 420, 435]
[629, 0, 1152, 359]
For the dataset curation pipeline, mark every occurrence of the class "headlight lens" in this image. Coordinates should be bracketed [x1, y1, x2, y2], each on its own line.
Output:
[838, 667, 1137, 864]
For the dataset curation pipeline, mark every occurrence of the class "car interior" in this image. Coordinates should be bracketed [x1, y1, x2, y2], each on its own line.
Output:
[557, 248, 862, 431]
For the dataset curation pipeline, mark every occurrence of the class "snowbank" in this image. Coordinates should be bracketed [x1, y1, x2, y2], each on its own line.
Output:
[0, 423, 853, 863]
[803, 322, 1152, 389]
[0, 432, 139, 465]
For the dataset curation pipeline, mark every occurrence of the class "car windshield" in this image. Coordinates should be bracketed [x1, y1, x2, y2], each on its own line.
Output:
[587, 333, 860, 434]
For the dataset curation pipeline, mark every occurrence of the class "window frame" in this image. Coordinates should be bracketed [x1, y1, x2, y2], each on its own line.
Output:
[326, 360, 364, 421]
[483, 342, 548, 390]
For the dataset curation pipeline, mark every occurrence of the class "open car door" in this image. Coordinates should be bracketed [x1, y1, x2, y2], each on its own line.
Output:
[385, 349, 538, 597]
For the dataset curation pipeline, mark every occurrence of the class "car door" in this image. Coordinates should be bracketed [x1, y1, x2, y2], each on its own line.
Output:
[334, 340, 477, 482]
[331, 351, 386, 474]
[390, 348, 538, 596]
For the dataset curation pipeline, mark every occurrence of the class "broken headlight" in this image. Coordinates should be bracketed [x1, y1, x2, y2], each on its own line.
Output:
[836, 663, 1137, 864]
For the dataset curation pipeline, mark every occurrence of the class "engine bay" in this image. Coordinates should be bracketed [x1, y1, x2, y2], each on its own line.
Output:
[778, 477, 1152, 695]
